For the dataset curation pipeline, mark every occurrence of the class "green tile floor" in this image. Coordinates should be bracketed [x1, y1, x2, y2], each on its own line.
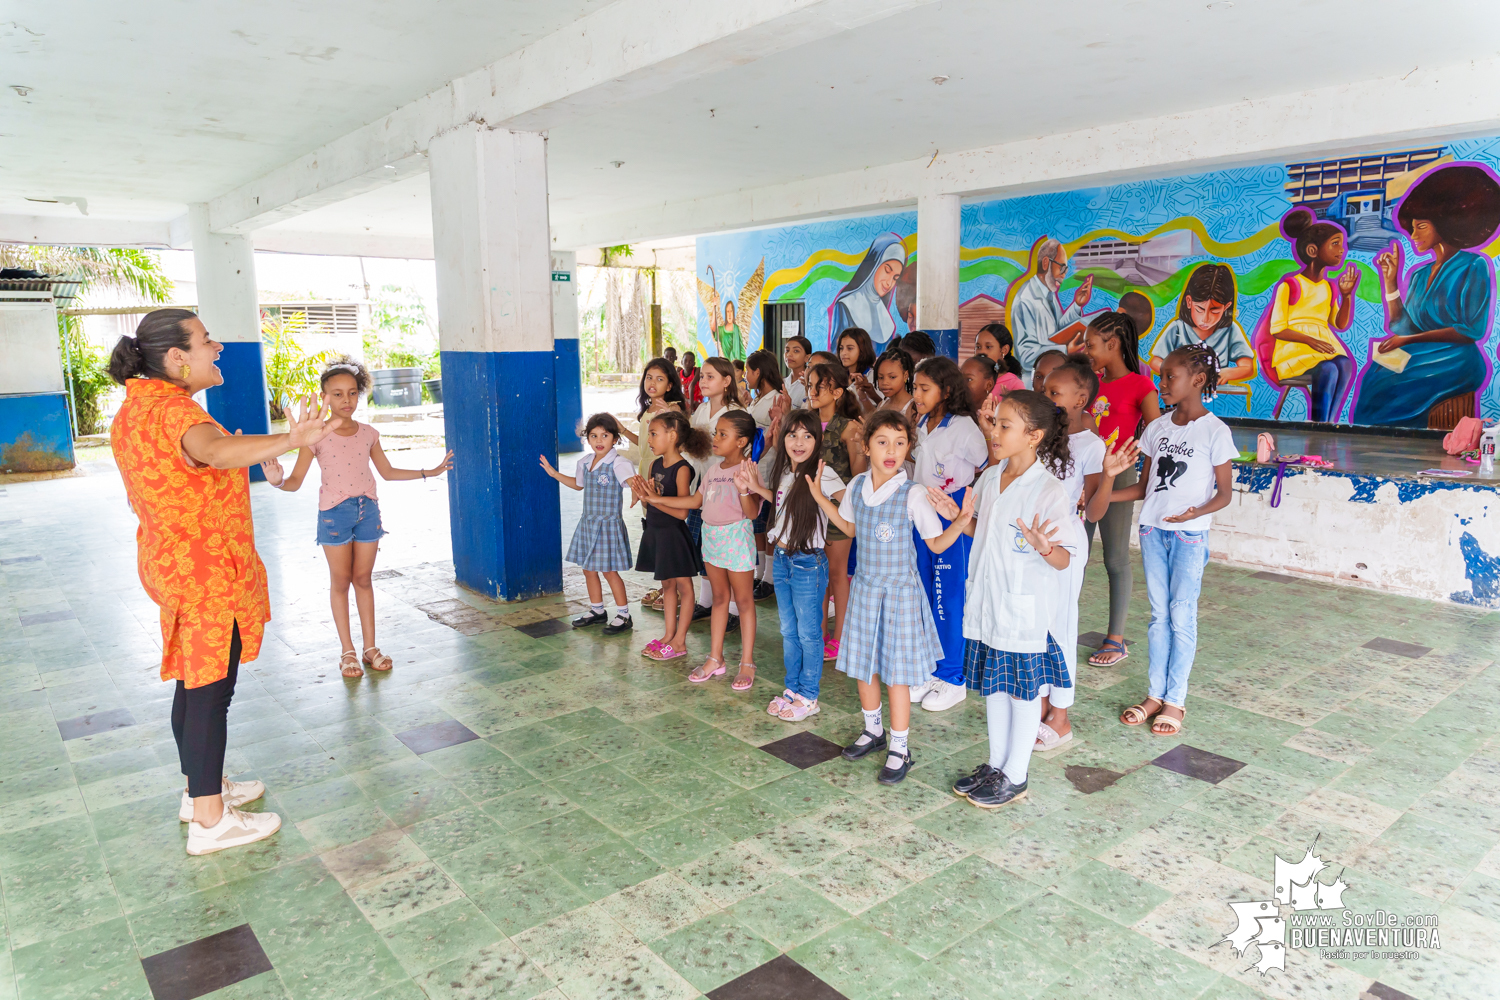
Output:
[1, 462, 1498, 1000]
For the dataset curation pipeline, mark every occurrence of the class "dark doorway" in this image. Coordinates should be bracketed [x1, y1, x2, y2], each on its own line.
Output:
[762, 301, 805, 370]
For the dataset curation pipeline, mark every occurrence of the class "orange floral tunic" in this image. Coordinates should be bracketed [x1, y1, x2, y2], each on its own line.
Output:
[111, 379, 271, 687]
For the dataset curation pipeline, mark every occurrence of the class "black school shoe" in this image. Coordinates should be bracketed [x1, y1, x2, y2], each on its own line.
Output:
[841, 729, 887, 760]
[952, 763, 998, 798]
[601, 614, 633, 636]
[571, 610, 608, 627]
[691, 603, 714, 622]
[967, 773, 1028, 809]
[752, 580, 775, 601]
[878, 749, 913, 785]
[725, 614, 739, 634]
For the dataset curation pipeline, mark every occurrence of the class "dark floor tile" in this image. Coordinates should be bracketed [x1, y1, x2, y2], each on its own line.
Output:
[1364, 985, 1418, 1000]
[707, 954, 847, 1000]
[370, 569, 403, 581]
[1150, 744, 1246, 784]
[57, 707, 137, 741]
[21, 609, 77, 627]
[760, 732, 845, 771]
[1064, 764, 1127, 794]
[1250, 571, 1299, 583]
[140, 923, 274, 1000]
[1, 555, 41, 565]
[1077, 631, 1131, 649]
[396, 719, 480, 755]
[1362, 637, 1431, 659]
[513, 618, 572, 639]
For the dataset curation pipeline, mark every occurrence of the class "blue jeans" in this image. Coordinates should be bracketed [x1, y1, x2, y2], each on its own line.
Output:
[1139, 525, 1210, 707]
[773, 548, 829, 701]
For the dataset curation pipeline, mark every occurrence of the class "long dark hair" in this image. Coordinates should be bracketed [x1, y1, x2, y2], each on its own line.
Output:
[1002, 389, 1072, 479]
[976, 323, 1022, 377]
[837, 327, 877, 374]
[767, 409, 826, 554]
[648, 409, 711, 459]
[807, 362, 862, 420]
[637, 357, 686, 418]
[1087, 311, 1144, 375]
[1178, 263, 1237, 333]
[914, 355, 976, 421]
[702, 356, 743, 407]
[745, 349, 784, 394]
[107, 308, 196, 385]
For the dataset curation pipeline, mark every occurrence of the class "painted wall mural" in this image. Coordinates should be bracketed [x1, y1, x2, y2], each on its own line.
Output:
[696, 138, 1500, 429]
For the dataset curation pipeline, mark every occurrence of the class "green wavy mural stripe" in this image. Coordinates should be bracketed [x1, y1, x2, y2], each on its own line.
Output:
[1061, 259, 1382, 309]
[958, 259, 1025, 285]
[776, 262, 854, 302]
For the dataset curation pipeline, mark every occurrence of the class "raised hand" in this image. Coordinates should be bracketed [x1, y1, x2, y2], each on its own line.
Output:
[1376, 240, 1402, 290]
[926, 486, 960, 520]
[1016, 515, 1060, 555]
[1073, 273, 1094, 307]
[260, 455, 285, 486]
[538, 454, 557, 476]
[956, 485, 976, 525]
[732, 460, 760, 495]
[976, 394, 998, 432]
[1101, 437, 1140, 477]
[1337, 264, 1358, 296]
[804, 460, 828, 499]
[286, 396, 342, 449]
[429, 450, 455, 476]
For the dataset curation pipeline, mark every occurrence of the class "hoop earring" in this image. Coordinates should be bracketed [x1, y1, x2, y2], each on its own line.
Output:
[180, 363, 191, 382]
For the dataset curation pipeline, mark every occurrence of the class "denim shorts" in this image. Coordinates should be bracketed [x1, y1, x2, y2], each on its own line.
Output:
[316, 496, 385, 546]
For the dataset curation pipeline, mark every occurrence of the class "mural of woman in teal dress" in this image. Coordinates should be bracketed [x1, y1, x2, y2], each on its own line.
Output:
[1353, 164, 1500, 427]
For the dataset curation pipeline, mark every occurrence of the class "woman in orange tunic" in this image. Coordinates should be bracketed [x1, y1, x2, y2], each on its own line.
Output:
[109, 309, 341, 856]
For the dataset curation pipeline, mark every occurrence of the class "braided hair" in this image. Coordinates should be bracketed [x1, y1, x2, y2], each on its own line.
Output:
[1086, 310, 1144, 375]
[875, 347, 914, 395]
[1168, 343, 1221, 400]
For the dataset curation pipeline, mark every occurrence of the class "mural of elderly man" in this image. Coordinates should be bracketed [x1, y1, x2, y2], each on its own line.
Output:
[1010, 237, 1094, 378]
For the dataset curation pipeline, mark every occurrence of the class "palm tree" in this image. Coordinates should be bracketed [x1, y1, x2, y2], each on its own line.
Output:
[0, 246, 174, 434]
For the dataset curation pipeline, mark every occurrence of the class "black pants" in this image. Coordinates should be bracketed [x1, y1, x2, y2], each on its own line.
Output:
[171, 621, 241, 798]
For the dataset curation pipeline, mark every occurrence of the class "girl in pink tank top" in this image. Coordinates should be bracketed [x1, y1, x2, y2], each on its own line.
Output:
[262, 356, 452, 679]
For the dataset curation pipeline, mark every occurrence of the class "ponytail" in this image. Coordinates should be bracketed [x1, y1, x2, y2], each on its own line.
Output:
[108, 308, 197, 385]
[1003, 389, 1072, 480]
[808, 362, 862, 420]
[650, 409, 711, 460]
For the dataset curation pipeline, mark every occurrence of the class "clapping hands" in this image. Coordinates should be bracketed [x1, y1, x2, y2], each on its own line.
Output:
[1102, 437, 1140, 478]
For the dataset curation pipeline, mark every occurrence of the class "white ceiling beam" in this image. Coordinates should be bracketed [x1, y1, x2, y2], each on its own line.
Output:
[206, 0, 936, 236]
[251, 230, 435, 260]
[0, 215, 176, 248]
[551, 56, 1500, 249]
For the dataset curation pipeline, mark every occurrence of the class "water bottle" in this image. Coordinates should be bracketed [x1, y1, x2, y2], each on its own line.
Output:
[1480, 424, 1499, 478]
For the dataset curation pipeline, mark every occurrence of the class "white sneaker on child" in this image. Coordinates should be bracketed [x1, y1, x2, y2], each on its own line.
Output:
[178, 776, 266, 822]
[186, 805, 281, 855]
[921, 680, 967, 712]
[906, 677, 938, 704]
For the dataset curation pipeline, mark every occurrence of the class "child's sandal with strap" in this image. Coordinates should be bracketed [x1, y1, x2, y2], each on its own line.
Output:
[768, 689, 795, 716]
[363, 647, 393, 672]
[339, 650, 364, 679]
[731, 662, 756, 692]
[778, 696, 819, 722]
[689, 655, 725, 682]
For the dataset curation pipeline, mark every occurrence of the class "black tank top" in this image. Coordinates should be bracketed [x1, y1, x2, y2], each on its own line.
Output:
[646, 458, 692, 529]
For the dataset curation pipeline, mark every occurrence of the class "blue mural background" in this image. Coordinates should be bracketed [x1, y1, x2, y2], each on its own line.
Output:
[698, 142, 1500, 428]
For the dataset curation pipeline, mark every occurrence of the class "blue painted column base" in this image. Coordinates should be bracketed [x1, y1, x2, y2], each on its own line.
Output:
[555, 338, 582, 453]
[926, 328, 960, 361]
[205, 341, 272, 483]
[442, 349, 563, 601]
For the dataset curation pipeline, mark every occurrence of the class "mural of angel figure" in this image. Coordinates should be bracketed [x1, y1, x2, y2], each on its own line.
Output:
[698, 260, 765, 362]
[828, 232, 906, 352]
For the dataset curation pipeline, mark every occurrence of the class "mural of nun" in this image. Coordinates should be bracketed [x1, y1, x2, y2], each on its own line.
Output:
[828, 232, 906, 352]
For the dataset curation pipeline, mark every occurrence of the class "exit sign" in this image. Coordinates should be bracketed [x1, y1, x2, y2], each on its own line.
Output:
[551, 271, 571, 281]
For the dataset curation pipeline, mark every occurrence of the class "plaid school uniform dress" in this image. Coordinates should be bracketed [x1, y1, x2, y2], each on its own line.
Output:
[836, 473, 944, 687]
[566, 456, 633, 572]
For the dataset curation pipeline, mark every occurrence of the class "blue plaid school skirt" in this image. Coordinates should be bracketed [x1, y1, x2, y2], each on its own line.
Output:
[963, 634, 1070, 700]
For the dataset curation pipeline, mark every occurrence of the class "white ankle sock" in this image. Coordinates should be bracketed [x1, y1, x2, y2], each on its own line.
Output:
[861, 707, 883, 738]
[889, 728, 908, 755]
[590, 602, 605, 614]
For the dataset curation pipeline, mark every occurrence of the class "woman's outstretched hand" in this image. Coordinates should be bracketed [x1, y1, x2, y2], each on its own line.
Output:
[286, 396, 343, 449]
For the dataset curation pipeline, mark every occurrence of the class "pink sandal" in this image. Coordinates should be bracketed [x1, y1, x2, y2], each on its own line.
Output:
[778, 696, 819, 722]
[642, 638, 664, 657]
[731, 662, 756, 692]
[690, 655, 725, 682]
[651, 643, 687, 662]
[767, 689, 795, 716]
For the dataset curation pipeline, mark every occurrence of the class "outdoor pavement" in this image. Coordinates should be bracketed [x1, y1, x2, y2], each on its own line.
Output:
[0, 438, 1497, 1000]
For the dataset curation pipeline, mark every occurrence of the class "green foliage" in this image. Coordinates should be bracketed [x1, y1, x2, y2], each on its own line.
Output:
[64, 337, 116, 435]
[366, 284, 440, 377]
[578, 299, 618, 380]
[262, 312, 332, 421]
[601, 244, 634, 265]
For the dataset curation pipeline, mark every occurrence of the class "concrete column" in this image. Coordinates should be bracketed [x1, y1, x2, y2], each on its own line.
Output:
[429, 124, 561, 601]
[552, 249, 582, 452]
[189, 205, 269, 481]
[916, 193, 961, 359]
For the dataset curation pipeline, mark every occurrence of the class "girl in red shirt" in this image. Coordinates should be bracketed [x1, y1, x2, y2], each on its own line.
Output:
[1082, 311, 1160, 667]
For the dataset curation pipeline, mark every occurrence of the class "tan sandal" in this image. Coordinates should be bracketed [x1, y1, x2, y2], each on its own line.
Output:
[1152, 707, 1184, 736]
[731, 662, 756, 692]
[339, 650, 364, 679]
[363, 646, 393, 672]
[1120, 698, 1162, 727]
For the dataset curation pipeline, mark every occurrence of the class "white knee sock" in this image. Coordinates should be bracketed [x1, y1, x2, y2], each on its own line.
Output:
[699, 578, 713, 607]
[986, 693, 1011, 771]
[1005, 697, 1043, 785]
[760, 552, 772, 581]
[729, 600, 739, 617]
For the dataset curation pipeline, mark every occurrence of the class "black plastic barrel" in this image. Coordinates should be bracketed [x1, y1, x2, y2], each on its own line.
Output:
[370, 368, 423, 407]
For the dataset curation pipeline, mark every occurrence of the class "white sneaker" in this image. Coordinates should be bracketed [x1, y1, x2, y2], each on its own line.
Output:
[186, 805, 282, 856]
[921, 680, 968, 712]
[906, 677, 939, 704]
[179, 777, 267, 822]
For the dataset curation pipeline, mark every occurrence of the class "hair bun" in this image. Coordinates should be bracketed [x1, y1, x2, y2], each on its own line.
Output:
[1282, 206, 1314, 240]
